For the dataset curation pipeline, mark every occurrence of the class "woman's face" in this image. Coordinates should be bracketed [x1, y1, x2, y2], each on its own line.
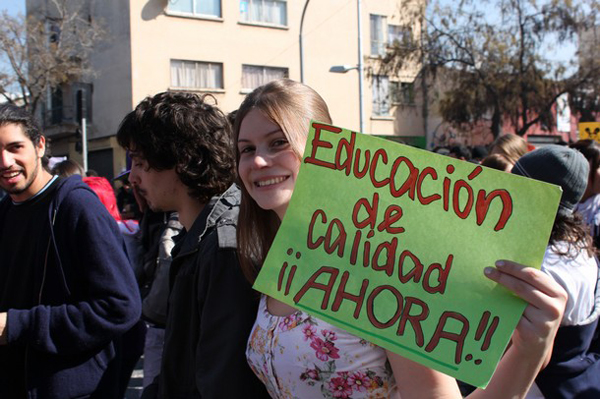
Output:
[237, 109, 304, 220]
[587, 164, 600, 198]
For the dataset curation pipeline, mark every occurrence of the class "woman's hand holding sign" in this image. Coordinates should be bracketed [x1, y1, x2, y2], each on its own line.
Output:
[473, 260, 567, 398]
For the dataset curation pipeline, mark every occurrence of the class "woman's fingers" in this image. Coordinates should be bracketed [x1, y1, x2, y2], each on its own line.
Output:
[484, 260, 567, 314]
[484, 259, 567, 359]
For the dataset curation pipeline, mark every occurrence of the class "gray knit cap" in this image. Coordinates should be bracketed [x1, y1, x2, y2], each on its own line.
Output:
[511, 145, 589, 216]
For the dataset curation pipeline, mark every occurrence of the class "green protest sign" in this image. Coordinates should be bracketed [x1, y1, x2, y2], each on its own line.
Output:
[253, 121, 561, 388]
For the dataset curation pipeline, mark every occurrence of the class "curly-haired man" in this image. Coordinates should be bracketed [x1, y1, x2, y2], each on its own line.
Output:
[117, 92, 268, 399]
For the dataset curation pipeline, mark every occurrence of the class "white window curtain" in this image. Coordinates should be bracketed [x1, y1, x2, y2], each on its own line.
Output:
[370, 14, 386, 55]
[388, 25, 409, 45]
[241, 0, 287, 25]
[169, 0, 193, 13]
[171, 60, 223, 89]
[169, 0, 221, 17]
[242, 65, 288, 90]
[196, 0, 220, 17]
[372, 76, 390, 116]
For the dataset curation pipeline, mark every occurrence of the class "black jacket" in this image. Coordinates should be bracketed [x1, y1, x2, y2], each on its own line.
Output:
[0, 175, 141, 398]
[154, 185, 269, 399]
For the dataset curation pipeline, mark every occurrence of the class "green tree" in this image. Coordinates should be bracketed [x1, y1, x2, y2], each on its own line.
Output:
[381, 0, 600, 138]
[0, 0, 104, 115]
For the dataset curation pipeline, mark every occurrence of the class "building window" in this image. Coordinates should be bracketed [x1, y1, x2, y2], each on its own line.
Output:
[370, 14, 387, 56]
[388, 24, 411, 46]
[372, 76, 390, 116]
[391, 81, 415, 105]
[240, 0, 287, 26]
[47, 20, 61, 44]
[170, 60, 224, 90]
[168, 0, 222, 18]
[50, 88, 63, 125]
[242, 65, 288, 91]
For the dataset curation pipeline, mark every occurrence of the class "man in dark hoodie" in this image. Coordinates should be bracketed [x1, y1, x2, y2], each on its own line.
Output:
[117, 92, 268, 399]
[0, 104, 141, 398]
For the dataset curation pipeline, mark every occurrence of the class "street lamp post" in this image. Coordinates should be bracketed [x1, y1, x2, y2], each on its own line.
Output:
[81, 87, 88, 171]
[329, 0, 365, 133]
[299, 0, 310, 83]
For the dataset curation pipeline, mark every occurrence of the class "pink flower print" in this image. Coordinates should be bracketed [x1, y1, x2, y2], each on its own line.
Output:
[348, 371, 370, 393]
[310, 337, 340, 361]
[321, 329, 337, 341]
[329, 377, 353, 398]
[301, 368, 321, 381]
[303, 324, 317, 341]
[279, 314, 298, 331]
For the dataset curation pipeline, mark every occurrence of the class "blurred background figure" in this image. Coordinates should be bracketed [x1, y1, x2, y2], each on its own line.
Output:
[571, 139, 600, 249]
[470, 145, 489, 163]
[83, 176, 139, 237]
[512, 146, 600, 399]
[448, 144, 472, 160]
[115, 171, 142, 221]
[82, 175, 145, 399]
[481, 153, 514, 172]
[490, 134, 529, 167]
[50, 159, 85, 177]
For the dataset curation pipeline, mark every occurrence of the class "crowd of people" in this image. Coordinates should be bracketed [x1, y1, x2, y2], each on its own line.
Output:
[0, 78, 598, 399]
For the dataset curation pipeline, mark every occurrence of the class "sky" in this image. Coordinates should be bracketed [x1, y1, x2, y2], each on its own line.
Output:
[3, 0, 25, 16]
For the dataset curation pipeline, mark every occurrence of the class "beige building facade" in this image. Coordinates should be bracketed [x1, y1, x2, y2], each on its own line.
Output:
[27, 0, 423, 178]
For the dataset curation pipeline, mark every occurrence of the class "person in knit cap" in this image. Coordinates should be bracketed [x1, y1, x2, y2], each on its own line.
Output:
[570, 140, 600, 249]
[512, 145, 600, 399]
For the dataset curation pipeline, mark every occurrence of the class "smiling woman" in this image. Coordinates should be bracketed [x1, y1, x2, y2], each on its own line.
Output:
[231, 79, 569, 399]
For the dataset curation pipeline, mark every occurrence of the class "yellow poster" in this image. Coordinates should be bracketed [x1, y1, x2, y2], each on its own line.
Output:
[579, 122, 600, 142]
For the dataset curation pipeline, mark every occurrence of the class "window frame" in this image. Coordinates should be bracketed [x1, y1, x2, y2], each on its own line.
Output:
[372, 75, 391, 116]
[241, 64, 289, 92]
[370, 14, 387, 57]
[387, 24, 411, 47]
[390, 81, 416, 106]
[170, 59, 225, 92]
[166, 0, 223, 20]
[239, 0, 288, 28]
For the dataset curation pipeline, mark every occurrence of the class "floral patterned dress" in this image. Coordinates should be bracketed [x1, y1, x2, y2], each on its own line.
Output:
[246, 295, 399, 399]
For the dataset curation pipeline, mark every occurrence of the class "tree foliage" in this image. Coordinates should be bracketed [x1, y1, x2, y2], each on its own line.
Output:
[0, 0, 104, 115]
[381, 0, 600, 137]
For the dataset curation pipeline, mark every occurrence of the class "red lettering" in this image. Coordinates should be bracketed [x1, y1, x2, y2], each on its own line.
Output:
[398, 250, 423, 284]
[425, 311, 469, 364]
[453, 180, 474, 220]
[293, 266, 340, 309]
[366, 285, 403, 329]
[307, 209, 326, 250]
[324, 218, 346, 257]
[304, 123, 342, 169]
[377, 204, 405, 234]
[416, 167, 441, 205]
[335, 132, 356, 176]
[423, 254, 454, 295]
[389, 156, 418, 199]
[352, 194, 378, 230]
[372, 238, 398, 277]
[353, 149, 371, 179]
[476, 189, 513, 231]
[331, 271, 369, 319]
[397, 296, 429, 347]
[370, 149, 391, 188]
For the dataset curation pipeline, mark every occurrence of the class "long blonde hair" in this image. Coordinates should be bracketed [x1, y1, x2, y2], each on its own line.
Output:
[490, 134, 528, 165]
[233, 79, 332, 282]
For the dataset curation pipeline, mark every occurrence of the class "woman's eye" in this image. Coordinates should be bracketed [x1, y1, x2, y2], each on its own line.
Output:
[239, 146, 254, 154]
[272, 139, 288, 147]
